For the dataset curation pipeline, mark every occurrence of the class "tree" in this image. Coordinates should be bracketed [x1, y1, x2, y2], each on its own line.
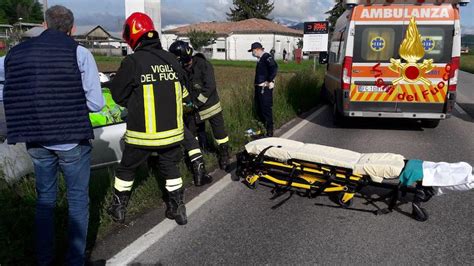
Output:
[227, 0, 274, 22]
[187, 29, 217, 52]
[325, 0, 345, 33]
[0, 0, 43, 24]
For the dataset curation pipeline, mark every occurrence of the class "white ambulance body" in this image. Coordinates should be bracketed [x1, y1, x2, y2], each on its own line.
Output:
[322, 0, 470, 127]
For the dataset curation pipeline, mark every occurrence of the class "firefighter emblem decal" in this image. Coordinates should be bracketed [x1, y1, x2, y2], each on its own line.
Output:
[388, 17, 434, 86]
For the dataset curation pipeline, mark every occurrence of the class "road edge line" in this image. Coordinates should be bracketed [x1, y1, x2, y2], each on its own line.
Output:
[106, 105, 328, 265]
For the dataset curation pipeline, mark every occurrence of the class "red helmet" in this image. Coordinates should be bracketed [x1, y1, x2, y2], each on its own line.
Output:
[123, 12, 156, 50]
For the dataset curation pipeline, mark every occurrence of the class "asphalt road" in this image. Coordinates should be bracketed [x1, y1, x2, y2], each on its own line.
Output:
[99, 75, 474, 265]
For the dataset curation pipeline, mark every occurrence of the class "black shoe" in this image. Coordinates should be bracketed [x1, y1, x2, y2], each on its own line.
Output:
[191, 157, 213, 187]
[165, 188, 187, 225]
[265, 130, 273, 137]
[217, 143, 230, 171]
[107, 190, 130, 224]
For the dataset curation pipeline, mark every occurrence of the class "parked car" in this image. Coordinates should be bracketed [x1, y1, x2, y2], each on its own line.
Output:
[0, 73, 126, 183]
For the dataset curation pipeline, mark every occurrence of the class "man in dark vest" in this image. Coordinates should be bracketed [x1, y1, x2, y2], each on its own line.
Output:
[249, 42, 278, 137]
[3, 5, 104, 266]
[106, 13, 190, 226]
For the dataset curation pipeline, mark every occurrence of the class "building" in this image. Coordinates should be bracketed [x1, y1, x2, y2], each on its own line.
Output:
[162, 18, 303, 61]
[22, 25, 127, 56]
[13, 22, 42, 33]
[125, 0, 161, 53]
[0, 24, 13, 50]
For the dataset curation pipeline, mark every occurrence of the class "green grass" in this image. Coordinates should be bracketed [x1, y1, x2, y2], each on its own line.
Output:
[210, 59, 315, 73]
[460, 54, 474, 74]
[0, 63, 324, 265]
[93, 55, 317, 73]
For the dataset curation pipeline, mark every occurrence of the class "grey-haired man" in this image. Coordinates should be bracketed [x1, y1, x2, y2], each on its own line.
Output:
[3, 5, 103, 265]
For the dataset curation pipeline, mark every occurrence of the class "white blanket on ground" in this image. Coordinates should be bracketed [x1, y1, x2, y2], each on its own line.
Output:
[422, 161, 474, 195]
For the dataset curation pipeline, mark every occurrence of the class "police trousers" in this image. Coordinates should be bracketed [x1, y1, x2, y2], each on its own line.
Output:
[254, 86, 274, 132]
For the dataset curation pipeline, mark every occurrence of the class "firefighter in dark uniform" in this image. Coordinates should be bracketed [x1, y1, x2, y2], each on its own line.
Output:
[182, 116, 213, 187]
[169, 41, 230, 171]
[249, 42, 278, 137]
[106, 13, 189, 225]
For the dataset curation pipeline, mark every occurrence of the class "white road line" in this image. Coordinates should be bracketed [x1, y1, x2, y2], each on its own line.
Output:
[107, 176, 232, 265]
[454, 103, 468, 116]
[280, 105, 328, 138]
[106, 105, 328, 265]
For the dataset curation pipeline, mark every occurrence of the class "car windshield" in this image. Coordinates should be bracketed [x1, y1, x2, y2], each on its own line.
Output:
[353, 25, 454, 63]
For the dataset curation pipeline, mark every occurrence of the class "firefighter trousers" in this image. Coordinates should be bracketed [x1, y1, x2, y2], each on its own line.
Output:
[185, 111, 229, 147]
[182, 125, 203, 161]
[115, 144, 182, 193]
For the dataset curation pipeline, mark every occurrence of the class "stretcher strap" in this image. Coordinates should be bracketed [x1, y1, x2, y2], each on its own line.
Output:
[255, 145, 276, 164]
[284, 165, 298, 190]
[311, 172, 337, 198]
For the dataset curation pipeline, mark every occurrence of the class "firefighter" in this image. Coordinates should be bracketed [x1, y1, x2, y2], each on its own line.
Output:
[169, 40, 231, 171]
[249, 42, 278, 137]
[106, 12, 188, 225]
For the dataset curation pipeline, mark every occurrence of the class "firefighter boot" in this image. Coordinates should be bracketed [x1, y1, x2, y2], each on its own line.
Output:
[107, 190, 130, 224]
[165, 188, 187, 225]
[218, 143, 230, 171]
[192, 157, 213, 186]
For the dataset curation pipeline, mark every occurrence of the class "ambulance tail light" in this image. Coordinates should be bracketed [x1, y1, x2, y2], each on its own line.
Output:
[448, 57, 460, 92]
[342, 56, 353, 90]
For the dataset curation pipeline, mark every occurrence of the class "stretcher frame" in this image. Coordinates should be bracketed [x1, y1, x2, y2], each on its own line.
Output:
[235, 147, 435, 221]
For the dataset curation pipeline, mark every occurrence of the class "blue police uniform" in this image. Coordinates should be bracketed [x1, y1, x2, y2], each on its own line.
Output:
[254, 51, 278, 136]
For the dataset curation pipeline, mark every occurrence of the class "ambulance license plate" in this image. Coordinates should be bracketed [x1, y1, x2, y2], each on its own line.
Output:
[358, 86, 384, 92]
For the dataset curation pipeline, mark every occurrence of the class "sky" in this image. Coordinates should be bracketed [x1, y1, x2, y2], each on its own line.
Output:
[46, 0, 474, 34]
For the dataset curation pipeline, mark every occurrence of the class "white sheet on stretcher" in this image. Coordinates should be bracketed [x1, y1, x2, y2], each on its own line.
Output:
[422, 161, 474, 195]
[245, 138, 405, 183]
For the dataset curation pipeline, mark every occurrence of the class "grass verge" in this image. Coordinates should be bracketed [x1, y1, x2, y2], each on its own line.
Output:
[461, 54, 474, 74]
[0, 62, 324, 265]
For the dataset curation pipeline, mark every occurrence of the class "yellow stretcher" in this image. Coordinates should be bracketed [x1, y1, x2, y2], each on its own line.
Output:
[234, 138, 435, 221]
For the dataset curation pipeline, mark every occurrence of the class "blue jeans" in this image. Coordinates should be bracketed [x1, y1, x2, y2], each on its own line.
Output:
[27, 141, 92, 266]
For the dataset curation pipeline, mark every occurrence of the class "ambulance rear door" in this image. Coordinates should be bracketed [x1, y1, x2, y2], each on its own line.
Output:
[349, 4, 410, 114]
[394, 4, 455, 115]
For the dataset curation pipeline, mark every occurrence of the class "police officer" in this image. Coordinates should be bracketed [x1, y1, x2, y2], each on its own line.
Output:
[169, 40, 230, 171]
[249, 42, 278, 137]
[106, 13, 188, 225]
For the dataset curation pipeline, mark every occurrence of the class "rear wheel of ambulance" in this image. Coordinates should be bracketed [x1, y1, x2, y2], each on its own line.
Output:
[332, 102, 346, 126]
[421, 119, 440, 129]
[320, 82, 330, 104]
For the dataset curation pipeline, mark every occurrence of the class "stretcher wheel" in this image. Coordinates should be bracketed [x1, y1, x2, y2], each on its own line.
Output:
[412, 204, 428, 222]
[247, 179, 259, 189]
[336, 193, 353, 208]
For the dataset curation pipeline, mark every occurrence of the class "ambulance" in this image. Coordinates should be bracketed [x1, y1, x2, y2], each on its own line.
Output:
[321, 0, 470, 127]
